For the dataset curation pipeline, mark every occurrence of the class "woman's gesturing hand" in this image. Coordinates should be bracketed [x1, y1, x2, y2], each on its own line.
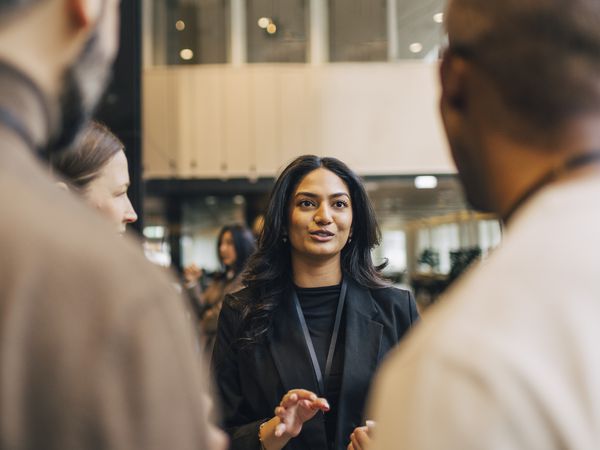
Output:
[273, 389, 330, 438]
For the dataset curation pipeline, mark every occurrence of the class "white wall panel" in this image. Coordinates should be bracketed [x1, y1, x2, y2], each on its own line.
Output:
[279, 66, 314, 168]
[143, 69, 180, 178]
[250, 67, 282, 176]
[143, 62, 455, 179]
[222, 69, 253, 177]
[190, 67, 225, 177]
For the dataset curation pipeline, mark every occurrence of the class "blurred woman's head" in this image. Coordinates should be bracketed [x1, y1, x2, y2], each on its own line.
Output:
[51, 121, 137, 233]
[217, 224, 256, 275]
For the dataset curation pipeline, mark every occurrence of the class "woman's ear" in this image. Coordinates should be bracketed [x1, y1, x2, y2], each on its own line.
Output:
[67, 0, 102, 28]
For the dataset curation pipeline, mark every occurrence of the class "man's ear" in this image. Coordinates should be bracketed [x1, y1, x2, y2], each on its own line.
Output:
[440, 51, 470, 112]
[56, 181, 70, 192]
[67, 0, 102, 28]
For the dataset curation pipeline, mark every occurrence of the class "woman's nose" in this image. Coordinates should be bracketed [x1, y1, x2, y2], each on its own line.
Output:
[314, 205, 333, 224]
[124, 196, 138, 223]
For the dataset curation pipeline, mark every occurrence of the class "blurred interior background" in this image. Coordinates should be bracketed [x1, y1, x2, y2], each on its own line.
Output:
[99, 0, 502, 310]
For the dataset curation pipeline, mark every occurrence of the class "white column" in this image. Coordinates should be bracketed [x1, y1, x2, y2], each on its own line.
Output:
[230, 0, 247, 65]
[309, 0, 329, 64]
[387, 0, 399, 61]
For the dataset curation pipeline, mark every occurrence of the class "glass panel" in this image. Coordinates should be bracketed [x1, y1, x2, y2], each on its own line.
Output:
[181, 196, 246, 270]
[329, 0, 387, 62]
[247, 0, 308, 63]
[152, 0, 229, 65]
[394, 0, 446, 60]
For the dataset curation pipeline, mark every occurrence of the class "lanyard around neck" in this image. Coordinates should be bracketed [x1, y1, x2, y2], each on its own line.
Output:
[292, 278, 348, 397]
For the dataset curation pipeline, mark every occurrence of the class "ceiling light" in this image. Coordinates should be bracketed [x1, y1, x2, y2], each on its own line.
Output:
[409, 42, 423, 53]
[433, 12, 444, 24]
[257, 17, 270, 29]
[175, 20, 186, 31]
[414, 176, 438, 189]
[179, 48, 194, 60]
[266, 23, 277, 34]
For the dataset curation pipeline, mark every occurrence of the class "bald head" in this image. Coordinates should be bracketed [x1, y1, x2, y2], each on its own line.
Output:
[446, 0, 600, 131]
[0, 0, 41, 15]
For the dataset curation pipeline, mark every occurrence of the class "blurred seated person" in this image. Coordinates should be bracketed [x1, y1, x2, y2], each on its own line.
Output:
[184, 224, 256, 353]
[50, 121, 138, 234]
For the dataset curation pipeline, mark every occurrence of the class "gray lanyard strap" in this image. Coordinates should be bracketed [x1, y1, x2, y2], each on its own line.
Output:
[292, 278, 348, 396]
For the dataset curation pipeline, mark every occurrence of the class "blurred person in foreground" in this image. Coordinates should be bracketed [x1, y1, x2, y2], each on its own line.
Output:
[212, 155, 418, 450]
[51, 120, 138, 234]
[369, 0, 600, 449]
[184, 224, 256, 354]
[0, 0, 225, 448]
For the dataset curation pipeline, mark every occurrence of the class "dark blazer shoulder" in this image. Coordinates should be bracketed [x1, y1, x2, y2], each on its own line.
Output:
[368, 285, 419, 326]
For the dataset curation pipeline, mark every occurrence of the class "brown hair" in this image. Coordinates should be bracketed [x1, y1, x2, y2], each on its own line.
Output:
[50, 121, 124, 190]
[446, 0, 600, 132]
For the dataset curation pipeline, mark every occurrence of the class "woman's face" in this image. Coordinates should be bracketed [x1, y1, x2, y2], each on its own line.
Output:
[219, 230, 237, 267]
[84, 150, 138, 234]
[288, 168, 353, 262]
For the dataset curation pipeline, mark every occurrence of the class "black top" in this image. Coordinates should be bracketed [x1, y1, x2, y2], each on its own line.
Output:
[295, 284, 345, 450]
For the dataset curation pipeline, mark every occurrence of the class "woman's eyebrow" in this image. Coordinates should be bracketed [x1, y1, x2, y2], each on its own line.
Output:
[330, 192, 350, 199]
[294, 192, 350, 200]
[295, 191, 319, 198]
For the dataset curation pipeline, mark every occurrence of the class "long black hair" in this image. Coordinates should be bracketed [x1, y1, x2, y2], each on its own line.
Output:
[236, 155, 387, 345]
[217, 224, 256, 278]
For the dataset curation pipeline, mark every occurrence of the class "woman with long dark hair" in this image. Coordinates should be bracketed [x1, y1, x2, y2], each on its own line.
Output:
[212, 155, 419, 450]
[184, 224, 256, 353]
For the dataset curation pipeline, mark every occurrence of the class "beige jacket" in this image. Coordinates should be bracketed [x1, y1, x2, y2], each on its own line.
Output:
[0, 72, 214, 449]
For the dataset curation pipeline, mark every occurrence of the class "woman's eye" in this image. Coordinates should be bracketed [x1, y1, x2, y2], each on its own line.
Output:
[334, 200, 348, 208]
[299, 200, 315, 208]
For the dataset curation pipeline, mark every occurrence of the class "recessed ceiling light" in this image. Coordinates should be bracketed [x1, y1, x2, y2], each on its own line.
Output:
[257, 17, 270, 29]
[433, 12, 444, 24]
[409, 42, 423, 53]
[266, 23, 277, 34]
[179, 48, 194, 60]
[415, 176, 438, 189]
[175, 20, 186, 31]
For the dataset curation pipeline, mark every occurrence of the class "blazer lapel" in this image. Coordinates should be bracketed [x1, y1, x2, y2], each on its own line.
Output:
[336, 279, 383, 448]
[268, 289, 329, 449]
[268, 288, 320, 395]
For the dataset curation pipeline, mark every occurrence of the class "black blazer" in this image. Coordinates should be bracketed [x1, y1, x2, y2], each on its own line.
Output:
[212, 278, 418, 450]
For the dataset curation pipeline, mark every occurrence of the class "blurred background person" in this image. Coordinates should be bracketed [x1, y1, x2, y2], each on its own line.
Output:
[51, 121, 138, 234]
[212, 155, 419, 450]
[184, 223, 256, 353]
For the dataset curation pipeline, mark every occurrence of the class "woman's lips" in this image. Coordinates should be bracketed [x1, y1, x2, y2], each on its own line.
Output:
[309, 230, 335, 242]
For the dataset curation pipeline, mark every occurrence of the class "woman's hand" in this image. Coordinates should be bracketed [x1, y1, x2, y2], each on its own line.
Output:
[347, 423, 373, 450]
[273, 389, 330, 438]
[183, 264, 203, 285]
